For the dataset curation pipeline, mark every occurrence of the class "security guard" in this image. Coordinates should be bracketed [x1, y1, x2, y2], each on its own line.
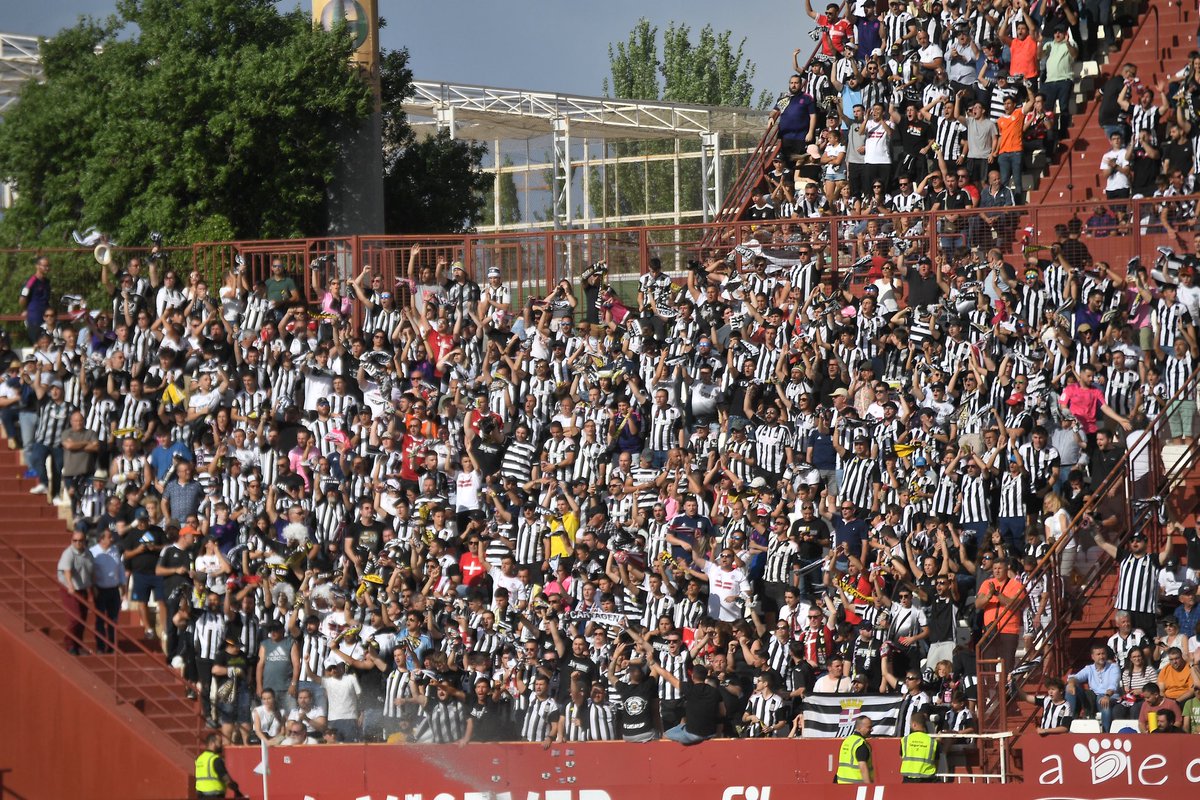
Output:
[899, 711, 939, 783]
[835, 716, 875, 784]
[195, 734, 244, 798]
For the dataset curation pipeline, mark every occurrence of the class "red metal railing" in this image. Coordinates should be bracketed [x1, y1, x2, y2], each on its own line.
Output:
[0, 537, 204, 746]
[973, 362, 1200, 756]
[3, 194, 1197, 335]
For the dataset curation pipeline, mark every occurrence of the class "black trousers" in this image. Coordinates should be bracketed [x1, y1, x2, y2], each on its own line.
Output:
[92, 585, 121, 654]
[197, 657, 215, 719]
[660, 698, 685, 731]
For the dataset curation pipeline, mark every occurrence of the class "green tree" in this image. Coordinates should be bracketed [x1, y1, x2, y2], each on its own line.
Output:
[378, 47, 492, 234]
[593, 19, 764, 225]
[0, 0, 374, 247]
[479, 156, 522, 228]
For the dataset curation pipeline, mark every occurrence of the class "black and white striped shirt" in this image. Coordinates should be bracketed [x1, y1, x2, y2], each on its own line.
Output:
[745, 691, 785, 737]
[193, 610, 227, 660]
[421, 698, 466, 743]
[998, 470, 1028, 518]
[501, 439, 538, 483]
[35, 399, 73, 448]
[754, 423, 792, 475]
[1115, 551, 1161, 614]
[648, 406, 683, 452]
[585, 699, 618, 741]
[1038, 695, 1072, 731]
[115, 394, 152, 434]
[521, 695, 561, 742]
[299, 632, 331, 682]
[383, 668, 413, 719]
[656, 649, 688, 701]
[840, 456, 880, 510]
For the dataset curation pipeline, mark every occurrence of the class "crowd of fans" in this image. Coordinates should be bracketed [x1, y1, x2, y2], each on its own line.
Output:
[22, 0, 1200, 751]
[756, 0, 1200, 257]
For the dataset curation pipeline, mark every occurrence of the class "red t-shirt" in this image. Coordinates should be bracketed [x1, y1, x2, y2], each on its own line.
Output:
[398, 434, 424, 482]
[425, 330, 454, 375]
[818, 15, 854, 57]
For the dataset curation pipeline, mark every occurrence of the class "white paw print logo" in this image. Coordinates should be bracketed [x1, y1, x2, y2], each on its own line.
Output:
[1072, 737, 1132, 783]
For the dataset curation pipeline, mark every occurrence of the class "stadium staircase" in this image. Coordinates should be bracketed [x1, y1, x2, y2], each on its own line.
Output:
[0, 445, 205, 750]
[712, 0, 1192, 241]
[972, 364, 1200, 779]
[1036, 0, 1197, 204]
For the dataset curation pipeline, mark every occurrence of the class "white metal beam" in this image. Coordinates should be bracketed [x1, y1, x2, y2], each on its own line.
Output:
[404, 80, 770, 142]
[0, 32, 44, 115]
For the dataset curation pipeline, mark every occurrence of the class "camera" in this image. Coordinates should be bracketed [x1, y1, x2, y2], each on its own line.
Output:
[310, 254, 334, 272]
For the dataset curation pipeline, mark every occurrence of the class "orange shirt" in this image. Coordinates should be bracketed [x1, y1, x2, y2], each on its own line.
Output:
[980, 576, 1024, 634]
[1159, 662, 1195, 700]
[997, 110, 1025, 154]
[1009, 35, 1038, 80]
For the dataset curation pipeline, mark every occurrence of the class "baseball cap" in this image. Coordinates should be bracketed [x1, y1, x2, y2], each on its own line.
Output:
[487, 267, 501, 278]
[1006, 392, 1026, 405]
[179, 525, 200, 538]
[831, 388, 850, 398]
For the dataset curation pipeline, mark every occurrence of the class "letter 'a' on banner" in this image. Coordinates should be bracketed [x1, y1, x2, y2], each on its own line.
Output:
[312, 0, 381, 103]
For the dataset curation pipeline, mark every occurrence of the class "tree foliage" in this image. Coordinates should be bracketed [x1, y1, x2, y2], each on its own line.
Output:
[479, 156, 522, 228]
[0, 0, 377, 247]
[378, 47, 492, 234]
[595, 19, 765, 223]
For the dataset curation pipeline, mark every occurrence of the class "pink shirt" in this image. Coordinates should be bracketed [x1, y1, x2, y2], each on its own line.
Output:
[1060, 383, 1106, 433]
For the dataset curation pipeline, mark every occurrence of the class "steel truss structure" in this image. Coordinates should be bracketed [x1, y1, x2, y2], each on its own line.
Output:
[403, 80, 770, 231]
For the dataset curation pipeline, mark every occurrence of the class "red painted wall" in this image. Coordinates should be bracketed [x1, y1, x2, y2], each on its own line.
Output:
[0, 613, 192, 800]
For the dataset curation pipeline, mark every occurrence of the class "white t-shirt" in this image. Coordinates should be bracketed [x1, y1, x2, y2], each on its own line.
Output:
[1045, 508, 1074, 550]
[455, 470, 482, 511]
[322, 672, 362, 721]
[704, 561, 749, 622]
[918, 43, 944, 66]
[863, 120, 891, 164]
[1101, 148, 1131, 192]
[188, 388, 221, 415]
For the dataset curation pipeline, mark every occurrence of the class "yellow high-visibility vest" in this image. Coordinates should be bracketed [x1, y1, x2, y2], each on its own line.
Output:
[899, 731, 938, 778]
[195, 751, 224, 795]
[836, 733, 873, 784]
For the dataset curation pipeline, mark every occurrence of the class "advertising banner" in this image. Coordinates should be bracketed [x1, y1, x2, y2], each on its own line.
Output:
[1022, 734, 1200, 788]
[224, 737, 1189, 800]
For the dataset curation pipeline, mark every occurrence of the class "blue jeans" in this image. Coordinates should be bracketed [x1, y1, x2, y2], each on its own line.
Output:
[18, 410, 37, 468]
[998, 151, 1023, 196]
[1101, 124, 1127, 142]
[664, 723, 713, 745]
[651, 450, 668, 469]
[998, 516, 1026, 557]
[1067, 688, 1121, 732]
[29, 441, 62, 490]
[0, 407, 17, 441]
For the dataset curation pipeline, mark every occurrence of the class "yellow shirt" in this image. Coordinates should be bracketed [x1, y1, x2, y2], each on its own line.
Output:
[547, 511, 579, 558]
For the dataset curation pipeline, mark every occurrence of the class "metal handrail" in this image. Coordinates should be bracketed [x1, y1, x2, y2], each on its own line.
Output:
[974, 362, 1200, 743]
[707, 1, 850, 236]
[0, 535, 204, 739]
[930, 731, 1013, 783]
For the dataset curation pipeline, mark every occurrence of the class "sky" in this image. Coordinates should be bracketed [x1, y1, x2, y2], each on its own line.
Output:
[5, 0, 813, 101]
